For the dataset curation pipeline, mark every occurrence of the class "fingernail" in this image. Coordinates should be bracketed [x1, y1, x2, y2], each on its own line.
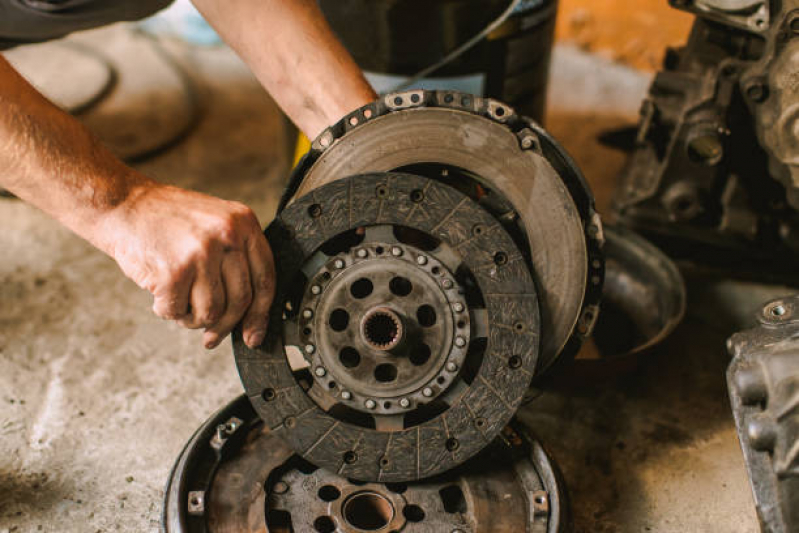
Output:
[204, 334, 219, 349]
[248, 331, 265, 348]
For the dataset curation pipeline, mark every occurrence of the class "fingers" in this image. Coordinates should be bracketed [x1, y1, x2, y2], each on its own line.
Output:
[179, 261, 225, 330]
[151, 269, 193, 320]
[203, 251, 252, 349]
[240, 234, 276, 348]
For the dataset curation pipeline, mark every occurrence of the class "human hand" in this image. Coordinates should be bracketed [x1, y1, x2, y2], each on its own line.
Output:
[100, 183, 275, 349]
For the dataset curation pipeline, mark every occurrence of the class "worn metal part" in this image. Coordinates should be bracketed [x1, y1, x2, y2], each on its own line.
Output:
[614, 2, 799, 282]
[670, 0, 769, 33]
[237, 172, 541, 482]
[591, 225, 686, 358]
[727, 294, 799, 533]
[283, 89, 604, 376]
[163, 395, 569, 533]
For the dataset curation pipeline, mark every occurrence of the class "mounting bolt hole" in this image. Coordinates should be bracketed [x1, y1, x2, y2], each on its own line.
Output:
[318, 485, 341, 502]
[351, 278, 374, 299]
[339, 347, 361, 368]
[308, 204, 323, 218]
[410, 189, 425, 203]
[374, 364, 398, 383]
[445, 437, 460, 452]
[313, 516, 336, 533]
[494, 251, 508, 265]
[389, 276, 413, 297]
[403, 504, 426, 523]
[343, 451, 358, 464]
[508, 355, 523, 369]
[329, 309, 350, 331]
[417, 305, 437, 327]
[376, 186, 389, 198]
[262, 388, 276, 402]
[410, 343, 432, 366]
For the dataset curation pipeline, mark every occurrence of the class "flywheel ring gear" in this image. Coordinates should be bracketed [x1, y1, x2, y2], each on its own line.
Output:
[280, 90, 604, 376]
[235, 172, 541, 482]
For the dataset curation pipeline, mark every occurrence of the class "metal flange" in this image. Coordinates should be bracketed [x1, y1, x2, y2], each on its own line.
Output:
[280, 89, 604, 376]
[163, 395, 570, 533]
[235, 172, 540, 482]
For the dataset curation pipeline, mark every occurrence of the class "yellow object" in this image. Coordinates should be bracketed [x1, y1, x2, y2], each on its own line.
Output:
[293, 133, 311, 167]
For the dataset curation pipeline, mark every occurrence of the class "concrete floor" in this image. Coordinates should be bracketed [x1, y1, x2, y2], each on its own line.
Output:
[0, 26, 774, 533]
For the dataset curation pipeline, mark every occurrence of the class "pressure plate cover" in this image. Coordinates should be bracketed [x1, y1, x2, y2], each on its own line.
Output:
[234, 172, 541, 482]
[283, 90, 603, 375]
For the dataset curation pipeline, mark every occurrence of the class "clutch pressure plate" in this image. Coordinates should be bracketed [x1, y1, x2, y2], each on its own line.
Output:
[236, 172, 541, 481]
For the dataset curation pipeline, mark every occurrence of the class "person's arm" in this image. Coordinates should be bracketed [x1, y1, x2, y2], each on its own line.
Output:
[191, 0, 377, 138]
[0, 56, 274, 349]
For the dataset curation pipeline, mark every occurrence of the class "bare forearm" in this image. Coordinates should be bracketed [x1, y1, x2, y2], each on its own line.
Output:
[191, 0, 376, 138]
[0, 56, 151, 252]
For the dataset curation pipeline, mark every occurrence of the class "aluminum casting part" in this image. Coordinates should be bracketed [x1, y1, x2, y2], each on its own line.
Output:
[292, 237, 471, 416]
[613, 3, 799, 282]
[236, 172, 541, 482]
[282, 89, 603, 376]
[727, 294, 799, 533]
[590, 225, 686, 358]
[163, 395, 569, 533]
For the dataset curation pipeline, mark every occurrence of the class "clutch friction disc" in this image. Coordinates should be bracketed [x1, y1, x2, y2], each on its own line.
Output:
[284, 90, 604, 374]
[235, 172, 541, 482]
[163, 396, 569, 533]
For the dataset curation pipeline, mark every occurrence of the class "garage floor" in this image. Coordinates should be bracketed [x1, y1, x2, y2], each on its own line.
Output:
[0, 25, 785, 533]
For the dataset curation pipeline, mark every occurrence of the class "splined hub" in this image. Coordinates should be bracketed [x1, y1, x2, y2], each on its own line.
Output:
[234, 172, 541, 481]
[297, 233, 472, 416]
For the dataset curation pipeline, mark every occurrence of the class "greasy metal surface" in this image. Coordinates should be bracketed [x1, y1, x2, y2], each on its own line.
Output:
[670, 0, 769, 33]
[727, 294, 799, 533]
[292, 236, 471, 417]
[163, 395, 567, 533]
[592, 225, 686, 358]
[614, 3, 799, 282]
[286, 89, 603, 375]
[236, 172, 540, 482]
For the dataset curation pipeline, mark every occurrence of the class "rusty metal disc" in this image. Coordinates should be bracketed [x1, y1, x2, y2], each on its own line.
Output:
[282, 90, 604, 376]
[235, 172, 541, 482]
[163, 395, 569, 533]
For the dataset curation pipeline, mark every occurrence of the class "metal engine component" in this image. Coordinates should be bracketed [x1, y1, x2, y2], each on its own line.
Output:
[236, 172, 541, 481]
[614, 1, 799, 280]
[591, 225, 686, 358]
[727, 294, 799, 533]
[284, 89, 604, 376]
[163, 395, 569, 533]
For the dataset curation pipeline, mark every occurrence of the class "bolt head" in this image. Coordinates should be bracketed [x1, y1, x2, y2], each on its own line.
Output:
[314, 366, 326, 377]
[416, 255, 428, 265]
[453, 303, 464, 313]
[302, 309, 313, 319]
[391, 246, 403, 256]
[357, 249, 368, 258]
[272, 481, 289, 494]
[365, 399, 376, 409]
[334, 259, 345, 269]
[305, 344, 316, 354]
[311, 285, 321, 295]
[399, 398, 410, 408]
[442, 279, 453, 289]
[422, 387, 434, 397]
[446, 362, 458, 372]
[341, 391, 352, 400]
[455, 336, 466, 347]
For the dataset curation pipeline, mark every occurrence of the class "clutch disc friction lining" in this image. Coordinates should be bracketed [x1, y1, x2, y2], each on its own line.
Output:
[234, 172, 540, 482]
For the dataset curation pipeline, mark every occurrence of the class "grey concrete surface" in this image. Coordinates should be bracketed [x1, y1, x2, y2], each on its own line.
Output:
[0, 27, 766, 533]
